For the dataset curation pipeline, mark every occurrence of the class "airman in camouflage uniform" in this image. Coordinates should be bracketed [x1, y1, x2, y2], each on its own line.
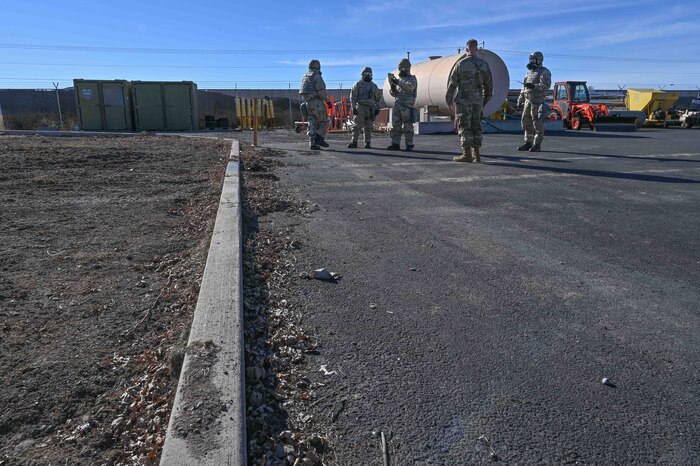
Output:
[517, 51, 551, 152]
[445, 39, 493, 163]
[348, 66, 382, 149]
[387, 58, 418, 151]
[299, 59, 331, 150]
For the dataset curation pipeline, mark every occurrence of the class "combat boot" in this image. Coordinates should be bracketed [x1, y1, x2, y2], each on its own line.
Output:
[347, 141, 358, 148]
[316, 135, 329, 148]
[364, 142, 371, 149]
[309, 137, 321, 150]
[517, 141, 532, 151]
[405, 145, 414, 152]
[387, 143, 401, 150]
[453, 148, 472, 162]
[471, 147, 481, 163]
[529, 143, 541, 152]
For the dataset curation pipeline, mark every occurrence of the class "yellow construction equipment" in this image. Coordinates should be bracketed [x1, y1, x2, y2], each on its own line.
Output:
[625, 89, 679, 127]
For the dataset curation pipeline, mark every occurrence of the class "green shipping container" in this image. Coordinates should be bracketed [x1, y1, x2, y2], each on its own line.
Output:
[132, 81, 198, 131]
[74, 79, 134, 131]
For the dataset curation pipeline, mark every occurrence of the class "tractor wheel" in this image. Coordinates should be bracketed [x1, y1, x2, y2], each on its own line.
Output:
[294, 124, 302, 134]
[573, 117, 583, 130]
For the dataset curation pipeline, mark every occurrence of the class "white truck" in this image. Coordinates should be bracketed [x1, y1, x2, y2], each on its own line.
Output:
[679, 98, 700, 128]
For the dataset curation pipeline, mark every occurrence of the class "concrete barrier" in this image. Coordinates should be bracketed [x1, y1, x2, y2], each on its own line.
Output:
[160, 140, 246, 465]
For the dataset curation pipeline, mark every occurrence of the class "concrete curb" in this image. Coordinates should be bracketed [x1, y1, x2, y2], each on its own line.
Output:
[160, 140, 246, 465]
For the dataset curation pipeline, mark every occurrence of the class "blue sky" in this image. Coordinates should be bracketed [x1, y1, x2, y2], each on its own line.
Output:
[2, 0, 699, 91]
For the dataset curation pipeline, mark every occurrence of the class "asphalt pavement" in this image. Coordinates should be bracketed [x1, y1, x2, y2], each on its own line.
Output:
[244, 127, 700, 465]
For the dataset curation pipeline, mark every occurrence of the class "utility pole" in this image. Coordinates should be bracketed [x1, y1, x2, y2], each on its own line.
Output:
[407, 51, 410, 60]
[53, 82, 64, 129]
[288, 83, 293, 129]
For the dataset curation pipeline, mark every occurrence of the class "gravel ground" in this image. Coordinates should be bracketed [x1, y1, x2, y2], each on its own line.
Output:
[0, 134, 229, 465]
[239, 143, 336, 466]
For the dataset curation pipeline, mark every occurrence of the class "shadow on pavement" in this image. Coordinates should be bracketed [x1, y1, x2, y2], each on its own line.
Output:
[549, 150, 700, 164]
[550, 132, 650, 139]
[484, 154, 571, 163]
[487, 161, 700, 184]
[343, 149, 450, 162]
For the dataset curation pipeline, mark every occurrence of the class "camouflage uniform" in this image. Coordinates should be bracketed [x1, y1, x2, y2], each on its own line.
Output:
[445, 53, 493, 155]
[349, 67, 382, 147]
[299, 60, 330, 149]
[517, 52, 552, 149]
[389, 59, 418, 150]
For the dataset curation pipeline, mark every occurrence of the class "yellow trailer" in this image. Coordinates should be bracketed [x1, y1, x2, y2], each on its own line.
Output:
[625, 89, 679, 127]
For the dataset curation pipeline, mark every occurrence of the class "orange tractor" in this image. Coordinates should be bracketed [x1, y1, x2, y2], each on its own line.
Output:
[549, 81, 638, 131]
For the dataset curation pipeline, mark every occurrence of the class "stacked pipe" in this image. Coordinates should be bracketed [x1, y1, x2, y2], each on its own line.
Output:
[234, 97, 276, 129]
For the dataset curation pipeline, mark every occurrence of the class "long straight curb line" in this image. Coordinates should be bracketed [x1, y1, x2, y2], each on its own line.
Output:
[161, 139, 246, 465]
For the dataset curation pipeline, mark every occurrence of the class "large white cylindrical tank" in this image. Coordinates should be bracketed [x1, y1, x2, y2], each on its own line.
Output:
[383, 50, 510, 117]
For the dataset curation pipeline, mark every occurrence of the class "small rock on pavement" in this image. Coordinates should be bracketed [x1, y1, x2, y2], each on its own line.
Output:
[312, 268, 337, 281]
[602, 377, 614, 386]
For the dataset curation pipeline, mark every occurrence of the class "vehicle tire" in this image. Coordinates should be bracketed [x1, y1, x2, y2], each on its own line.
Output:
[294, 124, 302, 133]
[573, 117, 582, 130]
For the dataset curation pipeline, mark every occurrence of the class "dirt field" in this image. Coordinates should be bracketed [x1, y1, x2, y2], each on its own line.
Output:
[0, 134, 230, 464]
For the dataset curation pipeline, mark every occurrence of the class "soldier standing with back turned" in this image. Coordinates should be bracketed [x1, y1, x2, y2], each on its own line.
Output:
[445, 38, 493, 163]
[299, 59, 332, 150]
[517, 51, 551, 152]
[348, 66, 382, 149]
[387, 58, 418, 151]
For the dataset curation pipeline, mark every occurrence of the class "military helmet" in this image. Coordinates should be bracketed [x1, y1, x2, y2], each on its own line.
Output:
[361, 66, 373, 75]
[529, 51, 543, 65]
[308, 59, 321, 71]
[398, 58, 411, 69]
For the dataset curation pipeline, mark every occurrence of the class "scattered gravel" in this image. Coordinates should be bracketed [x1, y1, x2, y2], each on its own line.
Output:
[240, 143, 335, 465]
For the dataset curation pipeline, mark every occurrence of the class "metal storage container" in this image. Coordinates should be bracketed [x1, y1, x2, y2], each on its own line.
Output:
[74, 79, 134, 131]
[132, 81, 198, 131]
